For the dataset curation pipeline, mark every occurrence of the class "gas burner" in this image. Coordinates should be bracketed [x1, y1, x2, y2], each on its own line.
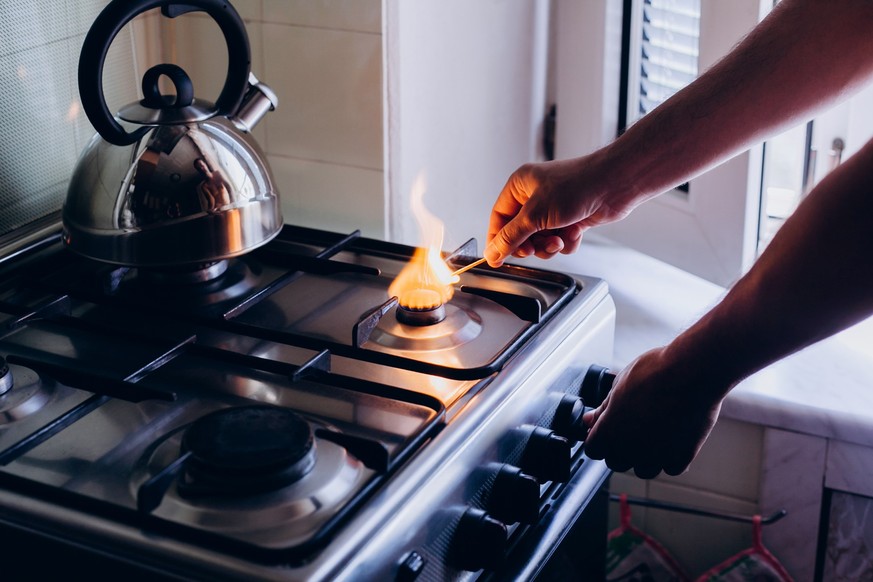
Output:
[0, 357, 53, 424]
[131, 406, 369, 547]
[396, 303, 447, 326]
[179, 406, 317, 497]
[127, 259, 260, 309]
[371, 304, 482, 351]
[139, 260, 230, 286]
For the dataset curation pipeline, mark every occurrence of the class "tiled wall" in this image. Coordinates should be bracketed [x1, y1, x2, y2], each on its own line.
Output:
[155, 0, 385, 238]
[0, 0, 139, 237]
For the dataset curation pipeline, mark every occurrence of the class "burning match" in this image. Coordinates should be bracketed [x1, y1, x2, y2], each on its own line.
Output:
[450, 257, 487, 278]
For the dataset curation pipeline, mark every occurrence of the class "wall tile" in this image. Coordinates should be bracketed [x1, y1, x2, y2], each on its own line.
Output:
[230, 0, 262, 21]
[0, 42, 79, 234]
[264, 0, 381, 34]
[65, 0, 108, 42]
[269, 155, 384, 236]
[760, 428, 827, 582]
[165, 15, 265, 109]
[0, 1, 67, 58]
[262, 23, 382, 170]
[826, 439, 873, 498]
[659, 418, 763, 502]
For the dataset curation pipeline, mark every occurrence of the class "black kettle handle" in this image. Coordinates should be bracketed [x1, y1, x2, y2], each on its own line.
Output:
[79, 0, 251, 146]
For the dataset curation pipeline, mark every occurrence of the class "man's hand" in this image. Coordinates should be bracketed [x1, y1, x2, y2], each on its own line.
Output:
[581, 347, 726, 479]
[484, 155, 633, 267]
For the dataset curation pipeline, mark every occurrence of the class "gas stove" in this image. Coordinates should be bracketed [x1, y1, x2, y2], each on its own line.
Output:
[0, 223, 615, 581]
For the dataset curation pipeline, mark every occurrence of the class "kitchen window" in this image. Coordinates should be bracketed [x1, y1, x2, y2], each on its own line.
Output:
[556, 0, 873, 286]
[622, 0, 701, 133]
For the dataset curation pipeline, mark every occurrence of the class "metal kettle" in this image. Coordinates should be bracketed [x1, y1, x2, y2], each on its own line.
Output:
[64, 0, 282, 267]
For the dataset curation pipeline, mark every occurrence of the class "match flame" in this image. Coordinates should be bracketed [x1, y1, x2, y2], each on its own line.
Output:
[388, 173, 458, 310]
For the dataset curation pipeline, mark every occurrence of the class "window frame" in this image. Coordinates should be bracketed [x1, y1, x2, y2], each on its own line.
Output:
[555, 0, 769, 286]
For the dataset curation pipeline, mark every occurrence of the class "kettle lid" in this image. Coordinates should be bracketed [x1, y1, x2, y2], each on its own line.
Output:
[79, 0, 251, 146]
[117, 63, 218, 125]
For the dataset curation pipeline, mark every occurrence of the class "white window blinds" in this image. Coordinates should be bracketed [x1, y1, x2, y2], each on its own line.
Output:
[637, 0, 700, 117]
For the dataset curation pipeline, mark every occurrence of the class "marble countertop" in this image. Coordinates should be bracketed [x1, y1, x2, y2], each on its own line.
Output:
[518, 236, 873, 449]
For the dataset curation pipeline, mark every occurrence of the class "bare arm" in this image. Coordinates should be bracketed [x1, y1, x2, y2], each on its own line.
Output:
[485, 0, 873, 266]
[582, 136, 873, 477]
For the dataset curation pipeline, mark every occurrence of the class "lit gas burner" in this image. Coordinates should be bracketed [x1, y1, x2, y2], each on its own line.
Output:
[389, 245, 457, 328]
[396, 299, 447, 326]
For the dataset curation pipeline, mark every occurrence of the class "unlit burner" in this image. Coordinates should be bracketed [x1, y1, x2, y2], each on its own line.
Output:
[140, 260, 229, 286]
[396, 289, 447, 326]
[179, 405, 317, 497]
[0, 356, 53, 423]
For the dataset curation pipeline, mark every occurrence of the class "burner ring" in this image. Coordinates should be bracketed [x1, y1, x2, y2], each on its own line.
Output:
[140, 260, 229, 286]
[0, 363, 52, 424]
[0, 357, 11, 396]
[370, 304, 482, 351]
[396, 303, 447, 326]
[180, 405, 316, 495]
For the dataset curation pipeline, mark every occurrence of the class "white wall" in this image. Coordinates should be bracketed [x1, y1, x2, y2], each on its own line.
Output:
[150, 0, 552, 252]
[158, 0, 386, 238]
[383, 0, 551, 252]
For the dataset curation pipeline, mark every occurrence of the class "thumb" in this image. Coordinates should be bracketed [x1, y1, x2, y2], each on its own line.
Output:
[485, 215, 537, 267]
[581, 405, 606, 459]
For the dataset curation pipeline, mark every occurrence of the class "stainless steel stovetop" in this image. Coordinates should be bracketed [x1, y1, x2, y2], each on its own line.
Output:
[0, 224, 615, 581]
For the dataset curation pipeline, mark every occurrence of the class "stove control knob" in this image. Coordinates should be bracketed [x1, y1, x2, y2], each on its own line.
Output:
[487, 464, 541, 525]
[520, 426, 572, 483]
[450, 507, 507, 572]
[551, 394, 588, 443]
[579, 364, 615, 407]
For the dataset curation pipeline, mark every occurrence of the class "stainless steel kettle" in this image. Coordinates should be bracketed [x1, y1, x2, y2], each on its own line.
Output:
[64, 0, 282, 267]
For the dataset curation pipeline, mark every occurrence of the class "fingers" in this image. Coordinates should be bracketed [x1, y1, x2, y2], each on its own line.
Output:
[485, 215, 537, 267]
[582, 398, 690, 480]
[486, 224, 585, 265]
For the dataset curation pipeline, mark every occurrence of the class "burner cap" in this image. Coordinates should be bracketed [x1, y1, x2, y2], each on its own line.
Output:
[181, 405, 316, 495]
[396, 303, 447, 326]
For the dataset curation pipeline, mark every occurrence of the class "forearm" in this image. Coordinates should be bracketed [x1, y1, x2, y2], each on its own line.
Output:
[665, 137, 873, 398]
[604, 0, 873, 208]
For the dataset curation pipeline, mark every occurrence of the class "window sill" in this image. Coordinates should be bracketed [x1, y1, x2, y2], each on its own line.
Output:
[516, 234, 873, 448]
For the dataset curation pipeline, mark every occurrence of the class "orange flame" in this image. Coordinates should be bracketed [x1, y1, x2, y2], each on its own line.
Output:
[388, 173, 458, 309]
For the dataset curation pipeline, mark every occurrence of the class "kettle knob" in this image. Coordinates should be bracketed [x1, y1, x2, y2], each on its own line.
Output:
[79, 0, 251, 146]
[140, 63, 195, 109]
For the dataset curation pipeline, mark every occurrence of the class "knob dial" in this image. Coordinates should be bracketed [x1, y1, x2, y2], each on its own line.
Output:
[450, 507, 507, 572]
[487, 464, 540, 525]
[551, 394, 587, 442]
[520, 426, 571, 483]
[579, 364, 615, 407]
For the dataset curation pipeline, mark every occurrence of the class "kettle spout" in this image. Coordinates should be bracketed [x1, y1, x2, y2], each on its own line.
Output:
[231, 72, 278, 133]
